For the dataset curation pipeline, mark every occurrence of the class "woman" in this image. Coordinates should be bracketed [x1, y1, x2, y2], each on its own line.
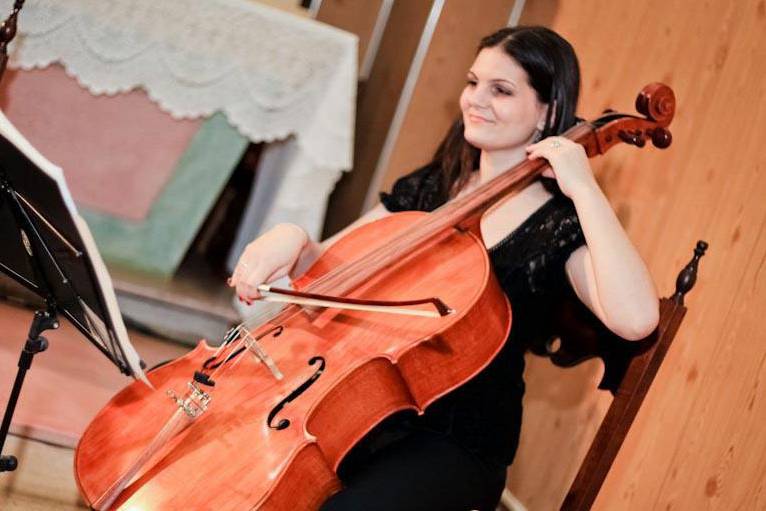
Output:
[230, 26, 658, 511]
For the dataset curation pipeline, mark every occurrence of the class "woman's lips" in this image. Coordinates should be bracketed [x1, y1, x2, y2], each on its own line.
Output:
[467, 113, 492, 124]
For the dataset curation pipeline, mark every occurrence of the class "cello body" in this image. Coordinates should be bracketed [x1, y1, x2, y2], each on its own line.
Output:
[75, 83, 676, 510]
[74, 211, 512, 510]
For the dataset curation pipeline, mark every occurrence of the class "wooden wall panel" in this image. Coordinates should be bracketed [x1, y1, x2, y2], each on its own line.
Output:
[315, 0, 384, 71]
[378, 0, 517, 194]
[322, 1, 434, 237]
[505, 1, 766, 509]
[506, 356, 612, 511]
[323, 0, 519, 236]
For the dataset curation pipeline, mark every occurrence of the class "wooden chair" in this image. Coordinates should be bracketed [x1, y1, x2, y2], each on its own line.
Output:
[522, 240, 708, 511]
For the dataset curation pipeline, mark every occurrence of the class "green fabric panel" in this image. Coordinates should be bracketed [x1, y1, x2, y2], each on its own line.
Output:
[80, 112, 248, 277]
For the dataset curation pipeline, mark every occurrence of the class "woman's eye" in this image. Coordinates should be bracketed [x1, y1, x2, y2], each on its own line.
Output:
[493, 85, 512, 96]
[466, 79, 477, 86]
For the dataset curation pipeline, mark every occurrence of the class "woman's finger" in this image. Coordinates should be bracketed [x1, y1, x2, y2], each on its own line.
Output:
[230, 257, 254, 285]
[263, 263, 293, 286]
[541, 167, 555, 178]
[237, 263, 271, 301]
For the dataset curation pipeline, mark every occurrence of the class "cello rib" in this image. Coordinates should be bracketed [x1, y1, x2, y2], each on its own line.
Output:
[75, 214, 510, 510]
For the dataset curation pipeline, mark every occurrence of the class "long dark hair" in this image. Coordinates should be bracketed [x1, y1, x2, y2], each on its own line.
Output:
[434, 26, 581, 196]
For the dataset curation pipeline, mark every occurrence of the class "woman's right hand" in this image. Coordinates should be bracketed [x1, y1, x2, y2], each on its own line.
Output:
[228, 223, 309, 303]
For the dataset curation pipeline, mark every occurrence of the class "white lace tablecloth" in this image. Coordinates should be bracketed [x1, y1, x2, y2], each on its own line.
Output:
[4, 0, 357, 266]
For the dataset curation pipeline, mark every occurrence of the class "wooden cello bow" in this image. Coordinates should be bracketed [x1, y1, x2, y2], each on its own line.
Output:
[73, 83, 675, 510]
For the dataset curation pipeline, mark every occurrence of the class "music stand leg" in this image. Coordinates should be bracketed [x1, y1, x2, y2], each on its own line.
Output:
[0, 308, 58, 473]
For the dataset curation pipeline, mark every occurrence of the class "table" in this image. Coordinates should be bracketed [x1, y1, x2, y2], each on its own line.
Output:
[4, 0, 358, 274]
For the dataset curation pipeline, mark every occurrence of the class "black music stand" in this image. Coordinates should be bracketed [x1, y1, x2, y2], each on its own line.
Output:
[0, 115, 147, 473]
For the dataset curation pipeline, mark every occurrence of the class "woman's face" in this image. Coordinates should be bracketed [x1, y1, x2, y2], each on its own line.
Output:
[460, 46, 548, 152]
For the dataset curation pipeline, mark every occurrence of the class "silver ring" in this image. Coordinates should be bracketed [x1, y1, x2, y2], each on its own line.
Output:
[550, 140, 562, 148]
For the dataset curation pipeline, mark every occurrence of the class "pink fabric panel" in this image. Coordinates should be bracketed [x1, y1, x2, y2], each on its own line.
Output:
[0, 65, 202, 221]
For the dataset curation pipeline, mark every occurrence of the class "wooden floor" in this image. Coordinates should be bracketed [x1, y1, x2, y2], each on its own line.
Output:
[1, 434, 87, 510]
[0, 299, 190, 508]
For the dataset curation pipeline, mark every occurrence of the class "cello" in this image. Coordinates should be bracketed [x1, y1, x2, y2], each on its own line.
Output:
[74, 83, 675, 510]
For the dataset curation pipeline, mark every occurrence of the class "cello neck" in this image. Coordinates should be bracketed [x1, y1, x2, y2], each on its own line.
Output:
[298, 77, 678, 302]
[303, 123, 596, 299]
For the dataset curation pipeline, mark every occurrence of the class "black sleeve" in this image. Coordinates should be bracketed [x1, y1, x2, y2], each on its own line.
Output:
[506, 196, 587, 351]
[493, 194, 585, 303]
[525, 195, 587, 297]
[379, 163, 448, 213]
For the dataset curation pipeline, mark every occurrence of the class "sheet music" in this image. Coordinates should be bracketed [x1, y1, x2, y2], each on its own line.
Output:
[0, 109, 149, 385]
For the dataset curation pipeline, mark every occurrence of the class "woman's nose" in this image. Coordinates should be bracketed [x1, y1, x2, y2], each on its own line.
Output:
[466, 85, 490, 108]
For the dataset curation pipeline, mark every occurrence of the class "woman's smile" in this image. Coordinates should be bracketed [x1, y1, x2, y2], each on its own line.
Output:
[466, 112, 493, 124]
[459, 46, 547, 153]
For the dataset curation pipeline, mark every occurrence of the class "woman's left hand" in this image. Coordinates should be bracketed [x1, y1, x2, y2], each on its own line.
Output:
[526, 136, 598, 199]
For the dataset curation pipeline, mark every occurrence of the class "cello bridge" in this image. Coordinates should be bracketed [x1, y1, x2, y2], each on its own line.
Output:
[242, 329, 284, 381]
[167, 381, 212, 418]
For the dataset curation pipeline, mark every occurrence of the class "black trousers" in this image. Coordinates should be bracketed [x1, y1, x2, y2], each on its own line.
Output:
[319, 430, 507, 511]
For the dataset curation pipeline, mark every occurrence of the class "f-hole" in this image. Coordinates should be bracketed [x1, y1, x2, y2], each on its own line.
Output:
[267, 356, 325, 430]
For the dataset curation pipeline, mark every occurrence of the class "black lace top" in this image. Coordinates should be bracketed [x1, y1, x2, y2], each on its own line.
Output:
[379, 163, 586, 469]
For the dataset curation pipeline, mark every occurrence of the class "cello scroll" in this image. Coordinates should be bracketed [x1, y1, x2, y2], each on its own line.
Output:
[576, 82, 676, 156]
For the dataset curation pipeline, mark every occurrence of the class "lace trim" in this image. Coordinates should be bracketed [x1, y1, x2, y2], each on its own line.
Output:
[4, 0, 358, 170]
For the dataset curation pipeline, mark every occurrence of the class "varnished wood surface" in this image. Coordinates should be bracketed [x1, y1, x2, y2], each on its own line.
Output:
[503, 1, 766, 509]
[506, 354, 610, 511]
[75, 213, 511, 510]
[562, 298, 688, 510]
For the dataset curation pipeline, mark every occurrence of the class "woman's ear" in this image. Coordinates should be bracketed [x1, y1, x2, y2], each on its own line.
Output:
[538, 100, 557, 132]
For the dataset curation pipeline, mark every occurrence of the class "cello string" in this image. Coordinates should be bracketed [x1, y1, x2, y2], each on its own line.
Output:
[233, 157, 543, 337]
[187, 159, 548, 392]
[295, 165, 515, 297]
[218, 157, 547, 378]
[195, 211, 450, 380]
[307, 156, 543, 293]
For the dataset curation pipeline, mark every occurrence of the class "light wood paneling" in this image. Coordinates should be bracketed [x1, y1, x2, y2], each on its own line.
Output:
[315, 0, 384, 72]
[0, 435, 86, 510]
[377, 0, 518, 194]
[506, 355, 611, 511]
[505, 1, 766, 509]
[322, 1, 434, 236]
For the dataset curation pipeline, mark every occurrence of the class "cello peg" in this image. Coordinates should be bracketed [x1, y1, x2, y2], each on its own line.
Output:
[632, 130, 646, 147]
[618, 130, 642, 147]
[651, 127, 673, 148]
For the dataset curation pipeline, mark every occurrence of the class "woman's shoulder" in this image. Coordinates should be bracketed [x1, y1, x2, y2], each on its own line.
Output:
[379, 162, 449, 213]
